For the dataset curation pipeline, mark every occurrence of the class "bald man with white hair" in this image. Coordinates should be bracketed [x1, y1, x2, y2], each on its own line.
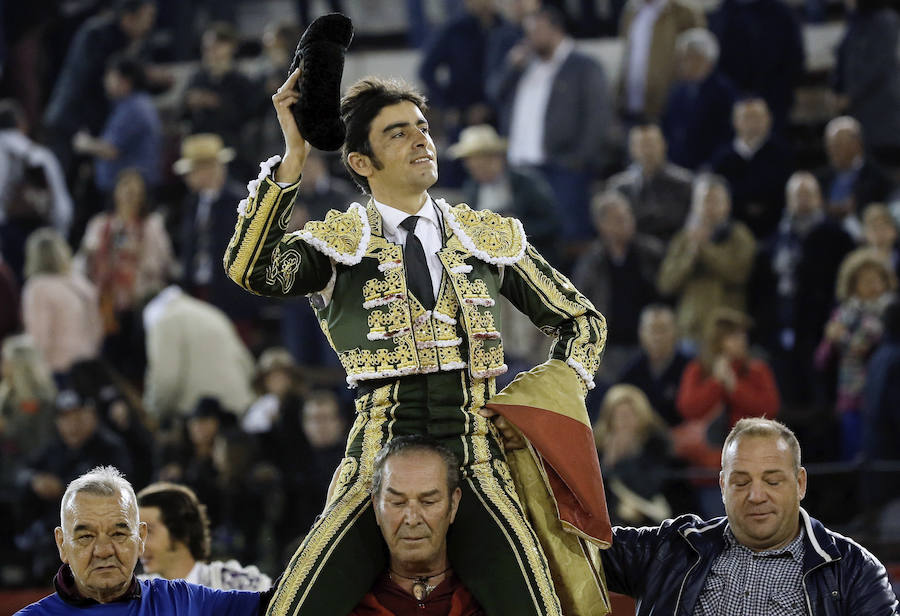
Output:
[15, 466, 271, 616]
[818, 116, 893, 221]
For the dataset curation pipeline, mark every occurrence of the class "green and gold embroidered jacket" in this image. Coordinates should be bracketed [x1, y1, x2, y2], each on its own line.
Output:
[224, 172, 606, 391]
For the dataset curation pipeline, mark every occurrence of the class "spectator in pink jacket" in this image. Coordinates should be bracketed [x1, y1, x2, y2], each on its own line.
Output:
[21, 228, 103, 379]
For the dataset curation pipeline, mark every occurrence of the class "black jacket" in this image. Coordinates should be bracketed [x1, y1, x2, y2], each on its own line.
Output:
[601, 508, 898, 615]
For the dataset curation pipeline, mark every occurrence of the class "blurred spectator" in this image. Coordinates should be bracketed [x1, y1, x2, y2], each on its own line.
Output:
[862, 300, 900, 510]
[593, 384, 689, 525]
[250, 20, 303, 164]
[181, 22, 255, 150]
[43, 0, 157, 174]
[66, 358, 156, 491]
[619, 304, 693, 426]
[817, 116, 894, 233]
[708, 0, 804, 133]
[485, 0, 538, 81]
[0, 335, 57, 466]
[711, 97, 793, 237]
[270, 390, 347, 548]
[21, 228, 103, 378]
[77, 168, 175, 383]
[142, 285, 255, 425]
[834, 0, 900, 162]
[137, 481, 271, 590]
[158, 397, 227, 529]
[606, 123, 693, 242]
[242, 347, 306, 435]
[16, 387, 133, 581]
[662, 28, 737, 170]
[72, 55, 161, 195]
[418, 0, 505, 186]
[753, 172, 856, 405]
[293, 150, 359, 226]
[815, 249, 896, 460]
[658, 173, 756, 344]
[489, 6, 609, 247]
[0, 252, 18, 342]
[0, 99, 73, 281]
[450, 124, 560, 261]
[618, 0, 705, 123]
[175, 133, 264, 324]
[673, 308, 779, 514]
[572, 191, 663, 377]
[860, 203, 900, 277]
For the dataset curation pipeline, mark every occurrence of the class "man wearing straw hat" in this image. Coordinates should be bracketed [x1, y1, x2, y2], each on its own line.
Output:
[225, 67, 612, 616]
[450, 124, 560, 264]
[175, 133, 262, 322]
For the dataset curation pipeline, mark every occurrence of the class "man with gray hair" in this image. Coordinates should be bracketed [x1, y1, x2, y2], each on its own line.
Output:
[661, 27, 737, 170]
[15, 466, 271, 615]
[349, 435, 484, 614]
[600, 417, 898, 615]
[572, 191, 664, 379]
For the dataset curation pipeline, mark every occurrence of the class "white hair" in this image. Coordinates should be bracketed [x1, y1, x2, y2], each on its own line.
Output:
[60, 466, 137, 525]
[676, 28, 720, 63]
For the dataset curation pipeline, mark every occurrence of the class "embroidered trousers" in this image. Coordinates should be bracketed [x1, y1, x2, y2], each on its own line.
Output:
[265, 371, 563, 616]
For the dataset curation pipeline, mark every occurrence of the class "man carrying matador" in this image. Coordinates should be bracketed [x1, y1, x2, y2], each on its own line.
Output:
[224, 19, 612, 615]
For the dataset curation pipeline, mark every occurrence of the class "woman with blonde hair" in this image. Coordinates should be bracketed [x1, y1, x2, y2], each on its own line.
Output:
[816, 248, 897, 460]
[593, 384, 682, 525]
[0, 334, 57, 459]
[21, 228, 103, 378]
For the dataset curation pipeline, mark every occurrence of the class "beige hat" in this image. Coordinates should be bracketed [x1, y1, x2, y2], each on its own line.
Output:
[173, 133, 236, 174]
[448, 124, 508, 159]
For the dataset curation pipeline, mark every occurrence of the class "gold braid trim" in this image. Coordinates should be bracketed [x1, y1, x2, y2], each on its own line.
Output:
[267, 388, 390, 615]
[469, 440, 562, 615]
[227, 180, 284, 292]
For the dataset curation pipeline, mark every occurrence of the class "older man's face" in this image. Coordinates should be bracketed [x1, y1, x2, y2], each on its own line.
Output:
[373, 451, 461, 573]
[55, 491, 147, 603]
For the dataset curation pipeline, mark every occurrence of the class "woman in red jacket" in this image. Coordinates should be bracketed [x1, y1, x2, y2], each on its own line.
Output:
[672, 307, 780, 515]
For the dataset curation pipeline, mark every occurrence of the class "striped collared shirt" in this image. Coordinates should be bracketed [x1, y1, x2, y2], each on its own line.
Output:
[694, 524, 806, 616]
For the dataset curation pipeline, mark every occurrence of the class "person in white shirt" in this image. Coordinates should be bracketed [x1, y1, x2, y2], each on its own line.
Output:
[137, 482, 271, 591]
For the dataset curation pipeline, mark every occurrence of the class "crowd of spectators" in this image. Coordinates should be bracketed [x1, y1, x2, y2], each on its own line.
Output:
[1, 0, 900, 590]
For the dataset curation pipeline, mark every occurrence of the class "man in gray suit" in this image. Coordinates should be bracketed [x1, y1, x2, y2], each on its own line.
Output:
[488, 5, 609, 258]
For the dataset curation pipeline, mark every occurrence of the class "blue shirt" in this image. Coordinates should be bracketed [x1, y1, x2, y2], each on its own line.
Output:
[96, 92, 161, 192]
[15, 578, 260, 616]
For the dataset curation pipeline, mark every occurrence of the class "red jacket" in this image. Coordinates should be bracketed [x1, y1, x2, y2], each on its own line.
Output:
[677, 358, 780, 426]
[672, 358, 780, 469]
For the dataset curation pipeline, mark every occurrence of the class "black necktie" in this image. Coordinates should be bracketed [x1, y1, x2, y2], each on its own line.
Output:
[400, 216, 435, 310]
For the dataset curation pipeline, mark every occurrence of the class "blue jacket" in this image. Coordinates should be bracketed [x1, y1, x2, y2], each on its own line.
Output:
[601, 508, 899, 615]
[15, 577, 261, 616]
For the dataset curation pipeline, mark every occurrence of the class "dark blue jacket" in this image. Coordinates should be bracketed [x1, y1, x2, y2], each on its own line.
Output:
[662, 71, 737, 170]
[601, 509, 899, 615]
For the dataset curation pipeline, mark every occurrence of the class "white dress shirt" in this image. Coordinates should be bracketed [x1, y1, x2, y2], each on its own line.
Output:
[374, 196, 444, 303]
[625, 0, 667, 114]
[507, 39, 575, 167]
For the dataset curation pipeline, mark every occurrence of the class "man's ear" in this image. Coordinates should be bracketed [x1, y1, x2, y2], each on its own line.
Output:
[718, 470, 726, 504]
[55, 527, 67, 563]
[138, 521, 148, 554]
[347, 152, 374, 179]
[449, 487, 462, 524]
[798, 467, 807, 501]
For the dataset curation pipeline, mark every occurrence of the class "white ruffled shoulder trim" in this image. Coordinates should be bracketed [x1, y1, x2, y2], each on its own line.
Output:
[434, 198, 526, 266]
[294, 202, 371, 266]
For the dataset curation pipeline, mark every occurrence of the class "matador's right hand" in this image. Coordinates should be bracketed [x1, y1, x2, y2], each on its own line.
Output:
[272, 67, 311, 182]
